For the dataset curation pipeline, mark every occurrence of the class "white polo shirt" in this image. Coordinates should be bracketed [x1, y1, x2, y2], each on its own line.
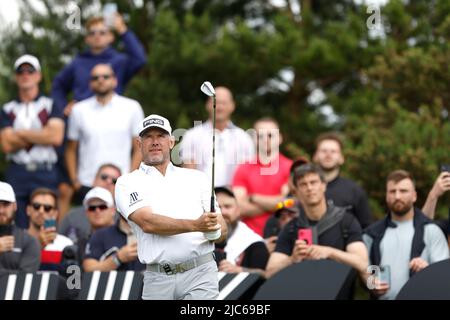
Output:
[179, 121, 254, 187]
[114, 162, 218, 264]
[67, 94, 144, 186]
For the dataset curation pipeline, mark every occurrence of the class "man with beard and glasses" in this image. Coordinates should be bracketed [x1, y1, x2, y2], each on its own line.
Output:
[65, 63, 144, 204]
[363, 170, 449, 300]
[0, 182, 40, 274]
[313, 132, 372, 228]
[213, 187, 269, 275]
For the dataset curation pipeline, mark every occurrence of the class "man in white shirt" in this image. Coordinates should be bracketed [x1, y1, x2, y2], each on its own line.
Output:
[65, 63, 144, 203]
[115, 114, 227, 300]
[179, 86, 254, 187]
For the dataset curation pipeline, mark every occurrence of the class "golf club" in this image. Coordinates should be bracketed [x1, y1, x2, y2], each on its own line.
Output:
[200, 81, 221, 241]
[200, 81, 216, 213]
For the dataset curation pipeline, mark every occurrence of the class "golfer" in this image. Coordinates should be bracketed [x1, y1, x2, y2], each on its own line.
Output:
[115, 114, 227, 300]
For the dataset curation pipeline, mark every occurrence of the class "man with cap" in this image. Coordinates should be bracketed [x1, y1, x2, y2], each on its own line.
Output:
[115, 114, 227, 300]
[0, 181, 40, 274]
[0, 55, 65, 229]
[65, 63, 144, 204]
[214, 186, 269, 275]
[71, 187, 116, 264]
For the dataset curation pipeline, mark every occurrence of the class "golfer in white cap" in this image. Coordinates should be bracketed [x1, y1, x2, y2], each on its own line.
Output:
[115, 114, 227, 300]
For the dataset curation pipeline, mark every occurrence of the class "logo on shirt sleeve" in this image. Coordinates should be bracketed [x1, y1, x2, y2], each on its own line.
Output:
[129, 192, 142, 206]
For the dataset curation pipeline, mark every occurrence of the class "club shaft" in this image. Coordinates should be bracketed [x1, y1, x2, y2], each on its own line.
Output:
[210, 95, 216, 212]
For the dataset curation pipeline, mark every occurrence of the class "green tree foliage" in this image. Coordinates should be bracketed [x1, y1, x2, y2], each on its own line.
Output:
[0, 0, 448, 218]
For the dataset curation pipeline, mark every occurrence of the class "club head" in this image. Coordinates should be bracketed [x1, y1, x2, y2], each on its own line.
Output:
[200, 81, 216, 97]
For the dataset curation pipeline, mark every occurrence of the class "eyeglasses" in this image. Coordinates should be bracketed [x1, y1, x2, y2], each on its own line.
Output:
[99, 173, 118, 184]
[87, 204, 109, 212]
[87, 29, 108, 36]
[31, 202, 55, 213]
[274, 198, 296, 211]
[90, 74, 113, 81]
[16, 66, 36, 75]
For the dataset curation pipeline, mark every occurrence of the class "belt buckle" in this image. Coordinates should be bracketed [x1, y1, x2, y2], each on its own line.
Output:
[162, 263, 174, 275]
[26, 163, 37, 172]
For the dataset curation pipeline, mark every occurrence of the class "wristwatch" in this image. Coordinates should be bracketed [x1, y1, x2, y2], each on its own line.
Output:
[112, 253, 122, 267]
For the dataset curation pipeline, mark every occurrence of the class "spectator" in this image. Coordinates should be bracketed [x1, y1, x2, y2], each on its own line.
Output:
[263, 198, 300, 253]
[65, 64, 144, 204]
[59, 163, 121, 243]
[313, 132, 372, 228]
[265, 164, 368, 280]
[0, 55, 64, 228]
[363, 170, 449, 300]
[69, 187, 117, 262]
[422, 170, 450, 219]
[82, 216, 144, 272]
[214, 187, 269, 275]
[232, 117, 292, 237]
[180, 86, 254, 187]
[0, 182, 40, 273]
[51, 14, 146, 115]
[26, 188, 73, 271]
[52, 13, 146, 218]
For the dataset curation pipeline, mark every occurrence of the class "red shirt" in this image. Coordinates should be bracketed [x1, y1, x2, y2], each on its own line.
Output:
[232, 154, 292, 236]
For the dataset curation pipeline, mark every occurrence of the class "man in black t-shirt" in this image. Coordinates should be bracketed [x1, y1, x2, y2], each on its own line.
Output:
[313, 132, 372, 228]
[214, 187, 269, 275]
[265, 164, 368, 279]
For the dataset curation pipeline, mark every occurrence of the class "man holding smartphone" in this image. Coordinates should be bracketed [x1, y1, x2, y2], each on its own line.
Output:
[0, 182, 40, 273]
[26, 188, 73, 271]
[363, 170, 449, 299]
[265, 164, 368, 282]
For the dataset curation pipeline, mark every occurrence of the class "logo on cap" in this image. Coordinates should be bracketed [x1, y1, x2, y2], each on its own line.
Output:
[143, 118, 164, 128]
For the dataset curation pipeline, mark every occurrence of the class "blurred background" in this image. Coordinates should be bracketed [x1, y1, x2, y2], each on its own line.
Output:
[0, 0, 449, 219]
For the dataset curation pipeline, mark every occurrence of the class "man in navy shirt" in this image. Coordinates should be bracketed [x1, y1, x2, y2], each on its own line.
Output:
[0, 55, 64, 228]
[52, 14, 147, 114]
[82, 216, 144, 272]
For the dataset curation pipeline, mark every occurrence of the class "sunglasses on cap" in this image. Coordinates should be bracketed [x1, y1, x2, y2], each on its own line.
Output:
[31, 202, 55, 213]
[90, 74, 113, 81]
[87, 204, 109, 212]
[99, 173, 117, 184]
[87, 29, 108, 37]
[274, 198, 296, 211]
[16, 65, 36, 75]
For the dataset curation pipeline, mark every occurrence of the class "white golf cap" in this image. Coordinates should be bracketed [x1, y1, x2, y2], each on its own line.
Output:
[0, 182, 16, 203]
[14, 54, 41, 72]
[83, 187, 114, 208]
[138, 114, 172, 136]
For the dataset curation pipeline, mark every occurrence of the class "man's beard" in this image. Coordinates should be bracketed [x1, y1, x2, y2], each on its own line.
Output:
[389, 200, 413, 217]
[0, 215, 14, 226]
[94, 88, 113, 97]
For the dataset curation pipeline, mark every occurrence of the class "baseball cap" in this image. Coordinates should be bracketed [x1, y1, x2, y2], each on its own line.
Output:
[14, 54, 41, 72]
[214, 186, 235, 199]
[138, 114, 172, 137]
[273, 197, 299, 217]
[0, 182, 16, 203]
[83, 187, 114, 208]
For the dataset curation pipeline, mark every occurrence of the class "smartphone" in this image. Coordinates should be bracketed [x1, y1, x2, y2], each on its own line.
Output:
[441, 164, 450, 173]
[43, 218, 57, 229]
[379, 265, 391, 287]
[103, 3, 118, 28]
[0, 224, 13, 237]
[297, 228, 313, 245]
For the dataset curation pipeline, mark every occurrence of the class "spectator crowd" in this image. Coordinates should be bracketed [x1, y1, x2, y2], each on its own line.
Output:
[0, 10, 449, 301]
